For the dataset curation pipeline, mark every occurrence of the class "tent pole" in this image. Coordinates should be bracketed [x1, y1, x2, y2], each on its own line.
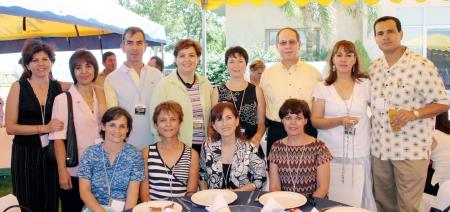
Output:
[201, 0, 207, 76]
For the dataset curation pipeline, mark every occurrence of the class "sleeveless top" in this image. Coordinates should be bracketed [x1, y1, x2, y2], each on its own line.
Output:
[217, 83, 258, 138]
[147, 143, 192, 200]
[14, 79, 62, 145]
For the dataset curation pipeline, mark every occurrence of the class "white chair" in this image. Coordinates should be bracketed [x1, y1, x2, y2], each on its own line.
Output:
[433, 180, 450, 211]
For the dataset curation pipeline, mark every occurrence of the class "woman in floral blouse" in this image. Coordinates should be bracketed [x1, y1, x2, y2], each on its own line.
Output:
[200, 102, 266, 191]
[78, 107, 145, 211]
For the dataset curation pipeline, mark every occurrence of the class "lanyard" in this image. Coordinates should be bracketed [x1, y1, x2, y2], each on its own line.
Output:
[229, 88, 246, 117]
[126, 67, 147, 103]
[101, 144, 123, 200]
[285, 139, 305, 191]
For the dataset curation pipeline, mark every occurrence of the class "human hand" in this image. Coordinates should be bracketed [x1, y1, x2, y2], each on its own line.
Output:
[391, 109, 416, 128]
[341, 116, 359, 128]
[45, 119, 64, 133]
[58, 168, 72, 190]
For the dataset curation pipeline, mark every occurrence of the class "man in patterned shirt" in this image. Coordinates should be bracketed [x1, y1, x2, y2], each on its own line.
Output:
[369, 16, 449, 212]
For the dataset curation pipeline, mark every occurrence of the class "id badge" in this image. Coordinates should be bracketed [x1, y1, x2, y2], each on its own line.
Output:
[240, 127, 246, 134]
[134, 103, 146, 115]
[110, 199, 125, 212]
[374, 98, 386, 110]
[344, 126, 356, 136]
[193, 118, 204, 130]
[40, 134, 49, 148]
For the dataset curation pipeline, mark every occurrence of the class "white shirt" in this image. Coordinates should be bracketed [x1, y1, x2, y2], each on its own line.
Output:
[313, 79, 371, 158]
[260, 60, 322, 122]
[369, 49, 449, 160]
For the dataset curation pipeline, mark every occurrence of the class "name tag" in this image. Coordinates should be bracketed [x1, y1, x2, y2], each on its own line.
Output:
[134, 104, 146, 115]
[374, 98, 386, 110]
[110, 199, 125, 212]
[193, 118, 204, 130]
[40, 134, 49, 148]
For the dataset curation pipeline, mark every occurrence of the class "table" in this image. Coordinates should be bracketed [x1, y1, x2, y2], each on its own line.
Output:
[170, 191, 346, 212]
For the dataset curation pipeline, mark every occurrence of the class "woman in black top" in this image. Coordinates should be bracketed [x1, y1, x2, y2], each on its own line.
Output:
[5, 39, 70, 212]
[212, 46, 266, 148]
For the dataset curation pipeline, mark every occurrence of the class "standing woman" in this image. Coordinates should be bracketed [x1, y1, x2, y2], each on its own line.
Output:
[5, 39, 70, 211]
[78, 107, 145, 211]
[200, 102, 266, 191]
[151, 39, 213, 153]
[49, 49, 107, 212]
[311, 40, 376, 210]
[140, 101, 199, 201]
[211, 46, 266, 148]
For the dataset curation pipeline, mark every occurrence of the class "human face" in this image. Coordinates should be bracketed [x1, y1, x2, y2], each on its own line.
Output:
[281, 113, 307, 136]
[250, 68, 264, 84]
[276, 29, 300, 62]
[175, 47, 199, 75]
[374, 20, 403, 54]
[74, 59, 95, 85]
[102, 116, 129, 144]
[103, 55, 117, 72]
[26, 51, 52, 78]
[156, 111, 181, 139]
[227, 54, 247, 79]
[121, 32, 147, 64]
[332, 47, 356, 74]
[212, 108, 240, 138]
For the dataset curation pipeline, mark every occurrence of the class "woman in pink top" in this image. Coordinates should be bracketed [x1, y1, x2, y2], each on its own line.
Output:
[49, 49, 106, 212]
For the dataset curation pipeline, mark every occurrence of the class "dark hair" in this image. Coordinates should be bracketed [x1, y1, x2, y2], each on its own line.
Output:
[325, 40, 367, 85]
[225, 46, 249, 65]
[173, 39, 202, 58]
[152, 101, 184, 124]
[100, 107, 133, 140]
[102, 51, 116, 63]
[208, 102, 246, 142]
[20, 39, 56, 80]
[150, 56, 164, 72]
[276, 27, 300, 43]
[436, 111, 450, 134]
[373, 16, 402, 36]
[279, 98, 311, 121]
[122, 26, 146, 41]
[69, 49, 99, 84]
[249, 59, 265, 71]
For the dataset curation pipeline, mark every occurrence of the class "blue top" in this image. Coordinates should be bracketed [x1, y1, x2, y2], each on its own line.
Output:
[78, 142, 145, 205]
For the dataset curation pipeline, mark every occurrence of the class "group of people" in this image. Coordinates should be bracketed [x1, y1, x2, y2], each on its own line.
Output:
[2, 15, 449, 212]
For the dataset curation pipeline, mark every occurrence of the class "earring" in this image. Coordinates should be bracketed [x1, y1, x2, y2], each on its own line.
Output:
[352, 66, 355, 73]
[332, 65, 336, 72]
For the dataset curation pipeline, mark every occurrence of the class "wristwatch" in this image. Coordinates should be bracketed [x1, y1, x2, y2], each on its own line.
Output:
[412, 110, 420, 119]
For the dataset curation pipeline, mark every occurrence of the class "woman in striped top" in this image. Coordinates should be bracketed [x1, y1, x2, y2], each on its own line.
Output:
[140, 101, 199, 201]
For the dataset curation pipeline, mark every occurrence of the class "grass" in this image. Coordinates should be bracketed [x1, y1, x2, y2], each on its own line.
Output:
[0, 168, 12, 197]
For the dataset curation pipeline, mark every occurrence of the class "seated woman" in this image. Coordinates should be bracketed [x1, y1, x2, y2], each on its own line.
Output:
[268, 99, 332, 198]
[78, 107, 145, 211]
[200, 102, 266, 191]
[140, 101, 199, 200]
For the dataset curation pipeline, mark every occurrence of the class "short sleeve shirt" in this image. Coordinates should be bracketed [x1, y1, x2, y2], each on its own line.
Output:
[268, 139, 332, 196]
[78, 142, 145, 205]
[369, 49, 449, 160]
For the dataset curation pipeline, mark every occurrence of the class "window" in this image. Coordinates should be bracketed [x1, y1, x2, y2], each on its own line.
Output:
[398, 6, 450, 90]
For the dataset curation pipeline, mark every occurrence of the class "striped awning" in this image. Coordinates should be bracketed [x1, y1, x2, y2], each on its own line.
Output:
[196, 0, 430, 10]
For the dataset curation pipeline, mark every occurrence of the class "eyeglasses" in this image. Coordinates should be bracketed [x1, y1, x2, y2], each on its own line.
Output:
[278, 40, 298, 46]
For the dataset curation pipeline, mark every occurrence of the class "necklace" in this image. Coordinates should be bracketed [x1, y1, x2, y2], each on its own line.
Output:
[284, 138, 306, 191]
[222, 139, 237, 189]
[228, 86, 246, 117]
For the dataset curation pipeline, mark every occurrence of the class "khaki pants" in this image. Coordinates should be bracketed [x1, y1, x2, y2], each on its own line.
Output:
[372, 156, 428, 212]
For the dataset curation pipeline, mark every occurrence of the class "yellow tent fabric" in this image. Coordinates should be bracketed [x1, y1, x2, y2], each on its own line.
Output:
[195, 0, 428, 10]
[0, 14, 110, 40]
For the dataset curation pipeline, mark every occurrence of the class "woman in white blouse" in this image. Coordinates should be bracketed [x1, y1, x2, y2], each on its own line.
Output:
[311, 40, 376, 211]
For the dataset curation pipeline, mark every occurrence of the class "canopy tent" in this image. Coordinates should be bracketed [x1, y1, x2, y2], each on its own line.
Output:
[195, 0, 430, 74]
[0, 0, 166, 53]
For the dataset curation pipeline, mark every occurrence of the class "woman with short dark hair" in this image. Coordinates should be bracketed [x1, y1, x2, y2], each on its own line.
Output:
[200, 102, 266, 191]
[5, 39, 70, 212]
[49, 49, 106, 212]
[78, 107, 145, 211]
[268, 99, 332, 198]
